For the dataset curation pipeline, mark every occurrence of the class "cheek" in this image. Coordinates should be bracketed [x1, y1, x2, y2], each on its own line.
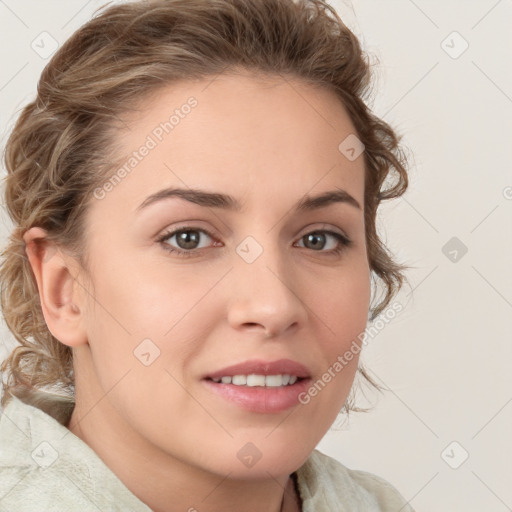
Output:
[83, 260, 225, 382]
[311, 260, 370, 391]
[320, 264, 371, 342]
[294, 269, 369, 433]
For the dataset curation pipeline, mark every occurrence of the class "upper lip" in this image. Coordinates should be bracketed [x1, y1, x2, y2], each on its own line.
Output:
[205, 359, 311, 379]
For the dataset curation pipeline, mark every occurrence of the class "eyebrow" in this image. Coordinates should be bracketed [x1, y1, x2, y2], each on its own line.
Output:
[135, 186, 361, 213]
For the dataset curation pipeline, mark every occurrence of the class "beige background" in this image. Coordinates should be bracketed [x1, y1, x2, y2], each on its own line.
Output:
[0, 1, 511, 510]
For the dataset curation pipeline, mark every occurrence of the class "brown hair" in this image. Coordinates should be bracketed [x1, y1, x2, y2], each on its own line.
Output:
[0, 0, 409, 412]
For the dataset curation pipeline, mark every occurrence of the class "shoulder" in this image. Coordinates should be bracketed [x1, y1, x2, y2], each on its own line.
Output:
[295, 449, 415, 512]
[0, 395, 151, 512]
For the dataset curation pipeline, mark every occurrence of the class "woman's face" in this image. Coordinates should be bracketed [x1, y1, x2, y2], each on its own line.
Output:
[76, 71, 370, 477]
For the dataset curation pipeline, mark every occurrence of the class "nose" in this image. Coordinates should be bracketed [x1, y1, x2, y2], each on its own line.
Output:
[226, 240, 308, 338]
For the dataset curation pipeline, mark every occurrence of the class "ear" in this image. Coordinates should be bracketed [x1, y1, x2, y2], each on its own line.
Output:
[23, 227, 89, 347]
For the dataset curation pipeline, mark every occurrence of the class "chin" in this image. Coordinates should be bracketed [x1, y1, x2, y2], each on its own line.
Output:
[201, 434, 316, 479]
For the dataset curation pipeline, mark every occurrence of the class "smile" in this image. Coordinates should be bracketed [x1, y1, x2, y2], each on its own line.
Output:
[203, 376, 311, 413]
[209, 374, 300, 387]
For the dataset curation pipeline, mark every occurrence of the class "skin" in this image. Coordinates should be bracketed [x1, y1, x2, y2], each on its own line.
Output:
[24, 71, 371, 512]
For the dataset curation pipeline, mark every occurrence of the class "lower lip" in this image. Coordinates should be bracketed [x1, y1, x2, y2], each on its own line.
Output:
[202, 378, 311, 413]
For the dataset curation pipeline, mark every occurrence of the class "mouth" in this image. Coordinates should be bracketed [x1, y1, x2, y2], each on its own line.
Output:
[207, 374, 303, 387]
[204, 358, 311, 380]
[202, 359, 312, 413]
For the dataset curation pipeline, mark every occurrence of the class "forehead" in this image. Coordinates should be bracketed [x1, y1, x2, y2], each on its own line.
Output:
[118, 70, 360, 156]
[92, 71, 365, 218]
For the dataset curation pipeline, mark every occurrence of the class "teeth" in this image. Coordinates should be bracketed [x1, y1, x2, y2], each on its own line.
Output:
[232, 375, 246, 385]
[211, 374, 300, 387]
[265, 375, 284, 387]
[247, 374, 266, 386]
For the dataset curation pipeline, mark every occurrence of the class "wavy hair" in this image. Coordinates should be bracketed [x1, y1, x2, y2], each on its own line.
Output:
[0, 0, 410, 412]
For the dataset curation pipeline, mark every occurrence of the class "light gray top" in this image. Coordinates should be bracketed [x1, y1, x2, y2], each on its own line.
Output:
[0, 395, 414, 511]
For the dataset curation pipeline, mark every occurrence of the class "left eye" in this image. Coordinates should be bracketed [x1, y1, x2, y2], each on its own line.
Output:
[296, 231, 347, 252]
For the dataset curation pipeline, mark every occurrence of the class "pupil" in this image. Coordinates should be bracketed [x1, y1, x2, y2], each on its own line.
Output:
[306, 232, 325, 250]
[177, 230, 199, 249]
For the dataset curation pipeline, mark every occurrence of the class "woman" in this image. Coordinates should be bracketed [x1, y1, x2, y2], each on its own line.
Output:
[0, 0, 412, 510]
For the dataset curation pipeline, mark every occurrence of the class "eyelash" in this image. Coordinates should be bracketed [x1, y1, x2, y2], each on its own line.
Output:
[156, 226, 353, 259]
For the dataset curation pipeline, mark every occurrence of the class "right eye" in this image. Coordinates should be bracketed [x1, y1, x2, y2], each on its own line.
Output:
[156, 227, 220, 257]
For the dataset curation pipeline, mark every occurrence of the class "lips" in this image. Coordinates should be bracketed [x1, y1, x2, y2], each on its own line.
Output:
[202, 358, 313, 413]
[204, 358, 311, 380]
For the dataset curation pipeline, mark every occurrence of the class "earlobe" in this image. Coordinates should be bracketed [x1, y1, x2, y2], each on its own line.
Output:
[23, 227, 88, 348]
